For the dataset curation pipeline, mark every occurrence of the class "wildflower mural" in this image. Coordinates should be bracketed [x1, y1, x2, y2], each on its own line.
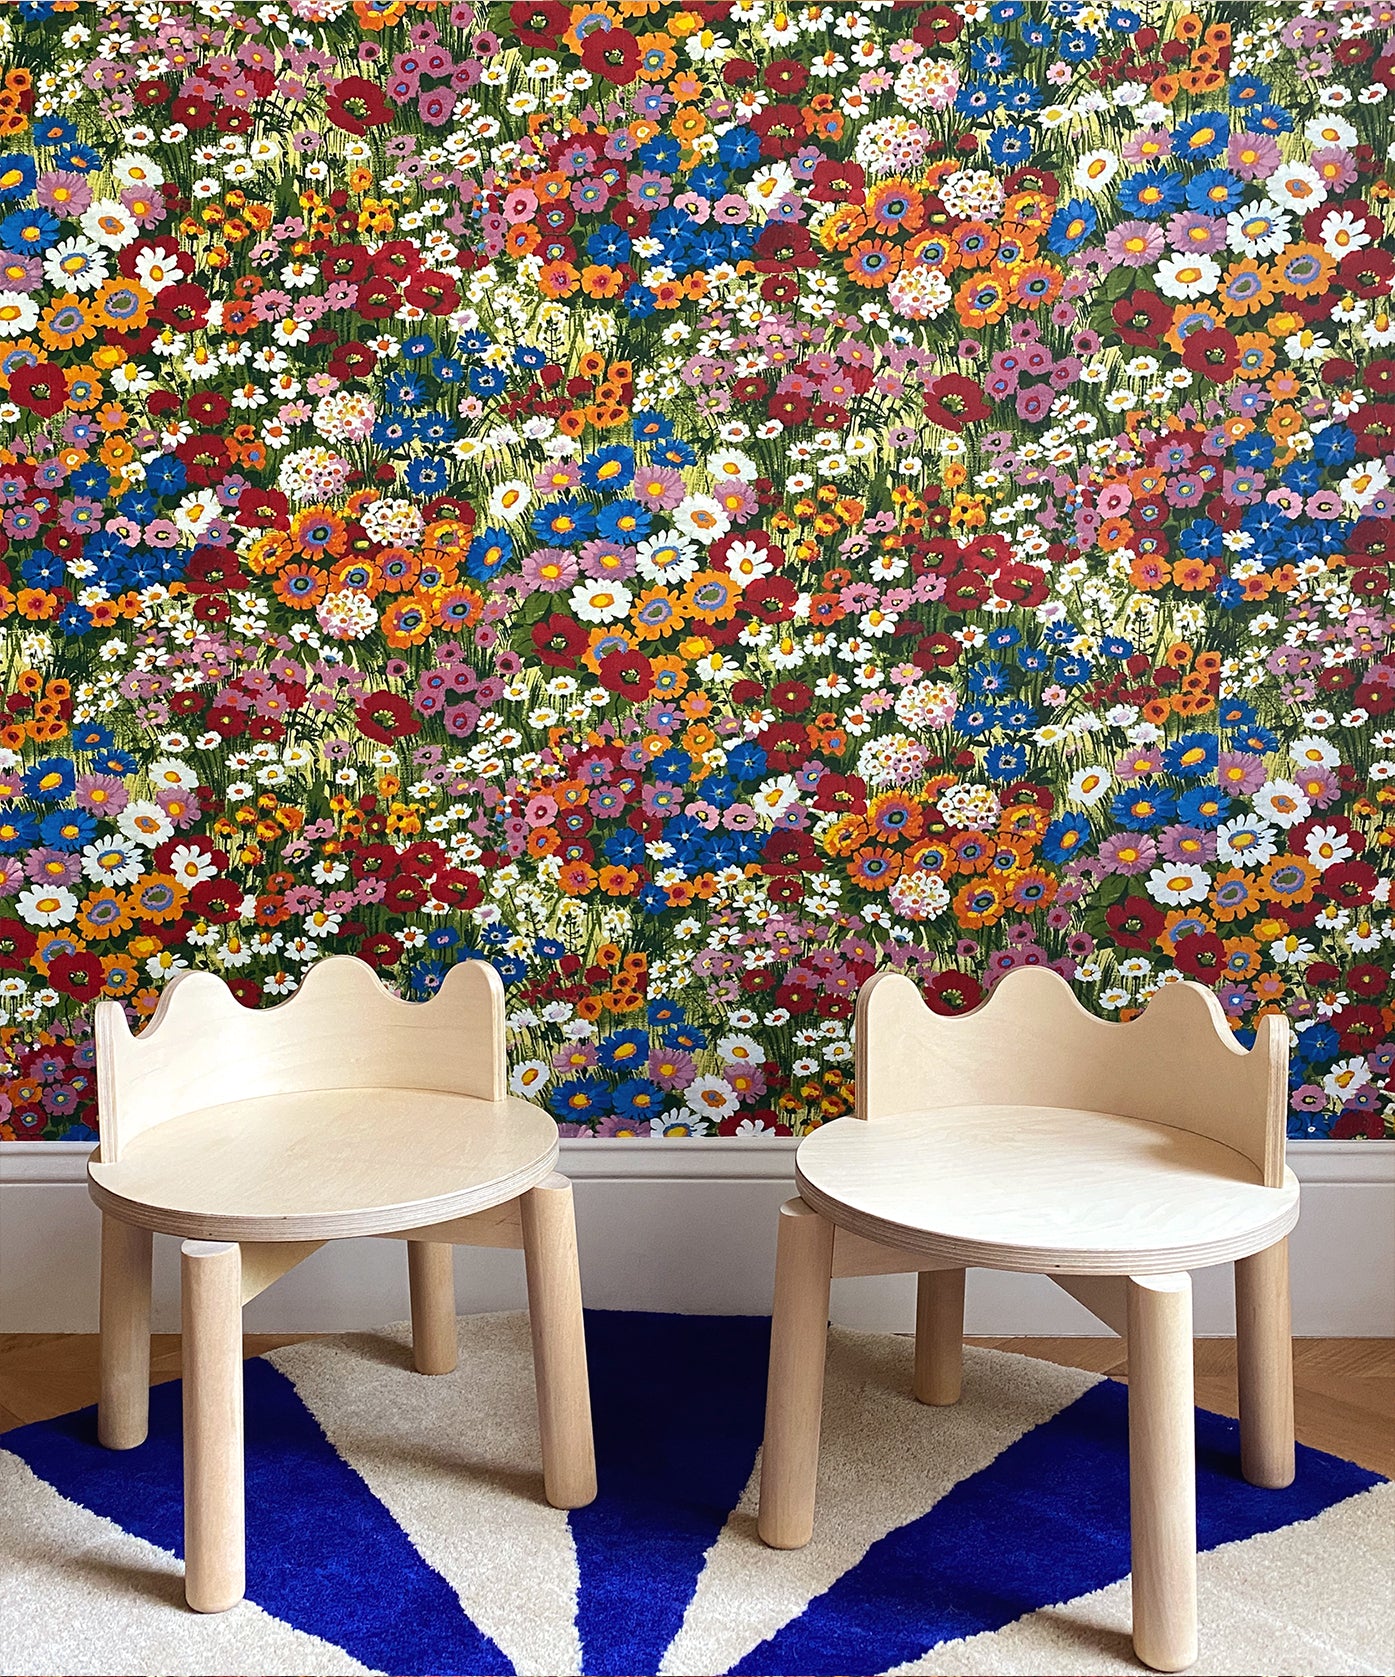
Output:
[0, 0, 1392, 1145]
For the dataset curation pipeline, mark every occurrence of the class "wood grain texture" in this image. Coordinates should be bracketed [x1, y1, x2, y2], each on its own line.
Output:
[796, 1104, 1299, 1275]
[854, 967, 1287, 1186]
[1236, 1237, 1296, 1490]
[913, 1268, 965, 1405]
[87, 1088, 558, 1241]
[97, 955, 506, 1164]
[1126, 1273, 1197, 1673]
[407, 1241, 458, 1376]
[181, 1241, 244, 1614]
[519, 1174, 596, 1509]
[97, 1215, 151, 1450]
[830, 1224, 957, 1278]
[757, 1198, 834, 1550]
[376, 1197, 525, 1248]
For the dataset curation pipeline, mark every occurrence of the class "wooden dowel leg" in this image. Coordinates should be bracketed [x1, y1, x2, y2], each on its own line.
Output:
[1235, 1238, 1295, 1489]
[1127, 1273, 1197, 1673]
[757, 1198, 834, 1550]
[407, 1241, 458, 1375]
[519, 1177, 596, 1509]
[98, 1215, 152, 1449]
[181, 1240, 244, 1614]
[913, 1268, 965, 1406]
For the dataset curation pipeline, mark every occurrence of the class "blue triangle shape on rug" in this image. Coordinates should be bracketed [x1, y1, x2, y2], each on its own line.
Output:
[730, 1378, 1384, 1676]
[569, 1309, 772, 1677]
[3, 1358, 512, 1676]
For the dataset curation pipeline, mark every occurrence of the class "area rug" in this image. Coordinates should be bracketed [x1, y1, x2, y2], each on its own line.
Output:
[1, 1312, 1390, 1677]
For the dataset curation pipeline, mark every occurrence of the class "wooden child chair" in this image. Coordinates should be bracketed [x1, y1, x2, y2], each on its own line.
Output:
[757, 966, 1299, 1673]
[89, 954, 596, 1614]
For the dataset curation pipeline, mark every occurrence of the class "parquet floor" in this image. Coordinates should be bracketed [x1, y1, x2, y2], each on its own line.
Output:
[0, 1332, 1390, 1477]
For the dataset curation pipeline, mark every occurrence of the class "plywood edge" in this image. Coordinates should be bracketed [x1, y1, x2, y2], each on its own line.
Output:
[86, 1144, 559, 1243]
[94, 997, 130, 1164]
[831, 1223, 957, 1279]
[795, 1165, 1302, 1277]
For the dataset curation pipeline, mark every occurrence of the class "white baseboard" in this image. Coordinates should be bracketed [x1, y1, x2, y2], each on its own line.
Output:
[2, 1139, 1391, 1337]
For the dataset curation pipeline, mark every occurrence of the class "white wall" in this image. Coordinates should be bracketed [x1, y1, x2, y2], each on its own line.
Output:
[2, 1138, 1391, 1337]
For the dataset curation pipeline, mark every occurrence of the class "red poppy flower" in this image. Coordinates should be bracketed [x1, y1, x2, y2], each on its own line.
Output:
[355, 690, 421, 744]
[184, 546, 241, 592]
[1112, 288, 1172, 347]
[913, 629, 959, 670]
[190, 880, 242, 924]
[435, 870, 483, 911]
[754, 224, 818, 270]
[764, 831, 819, 870]
[153, 281, 210, 333]
[532, 613, 587, 668]
[580, 28, 641, 84]
[325, 75, 395, 135]
[923, 373, 991, 431]
[402, 269, 461, 316]
[598, 649, 654, 700]
[1181, 326, 1239, 381]
[1340, 247, 1395, 299]
[48, 952, 105, 1002]
[924, 969, 984, 1015]
[809, 158, 865, 203]
[1173, 932, 1228, 979]
[765, 57, 808, 94]
[9, 361, 69, 417]
[1105, 896, 1166, 949]
[510, 0, 568, 48]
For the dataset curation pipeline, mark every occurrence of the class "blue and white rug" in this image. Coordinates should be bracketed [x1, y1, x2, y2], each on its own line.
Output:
[1, 1312, 1390, 1676]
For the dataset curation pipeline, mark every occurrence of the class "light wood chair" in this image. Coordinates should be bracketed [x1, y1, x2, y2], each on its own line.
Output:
[90, 954, 596, 1614]
[757, 967, 1299, 1673]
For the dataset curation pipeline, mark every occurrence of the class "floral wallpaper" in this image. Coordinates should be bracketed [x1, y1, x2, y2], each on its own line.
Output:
[0, 0, 1392, 1146]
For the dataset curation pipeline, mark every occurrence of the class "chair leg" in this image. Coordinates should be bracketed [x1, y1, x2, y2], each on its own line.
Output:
[407, 1240, 458, 1374]
[1235, 1238, 1295, 1490]
[757, 1198, 834, 1550]
[913, 1268, 965, 1405]
[181, 1240, 245, 1614]
[520, 1176, 596, 1509]
[1126, 1272, 1197, 1673]
[98, 1214, 152, 1449]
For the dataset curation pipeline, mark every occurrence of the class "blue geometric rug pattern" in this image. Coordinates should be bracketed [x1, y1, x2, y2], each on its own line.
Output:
[1, 1311, 1387, 1676]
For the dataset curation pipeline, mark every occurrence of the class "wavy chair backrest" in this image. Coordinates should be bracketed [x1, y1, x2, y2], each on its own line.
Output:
[853, 966, 1287, 1187]
[95, 954, 506, 1164]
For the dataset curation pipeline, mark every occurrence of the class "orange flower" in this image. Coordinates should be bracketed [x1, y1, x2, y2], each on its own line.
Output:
[952, 877, 1008, 928]
[951, 220, 998, 268]
[1129, 554, 1173, 591]
[636, 32, 677, 78]
[290, 505, 347, 558]
[954, 271, 1009, 327]
[1172, 558, 1216, 591]
[558, 861, 598, 895]
[1008, 261, 1062, 308]
[598, 864, 640, 896]
[538, 260, 580, 297]
[380, 593, 433, 647]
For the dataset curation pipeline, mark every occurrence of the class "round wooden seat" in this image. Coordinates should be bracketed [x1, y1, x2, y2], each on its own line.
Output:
[87, 1089, 559, 1242]
[795, 1104, 1300, 1276]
